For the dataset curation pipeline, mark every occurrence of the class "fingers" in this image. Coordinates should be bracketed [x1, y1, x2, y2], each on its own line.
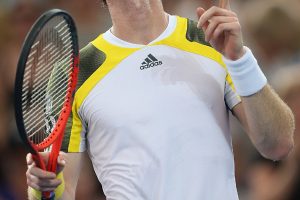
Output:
[26, 153, 65, 192]
[196, 7, 209, 30]
[196, 4, 244, 59]
[27, 173, 62, 191]
[196, 7, 206, 19]
[202, 16, 239, 42]
[211, 21, 241, 42]
[57, 152, 66, 174]
[198, 6, 237, 28]
[196, 6, 241, 42]
[26, 153, 34, 166]
[28, 165, 56, 179]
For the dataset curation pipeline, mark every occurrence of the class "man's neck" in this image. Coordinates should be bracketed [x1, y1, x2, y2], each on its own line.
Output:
[107, 0, 168, 45]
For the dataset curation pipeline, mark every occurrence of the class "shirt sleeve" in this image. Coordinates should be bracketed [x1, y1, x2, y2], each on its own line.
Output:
[61, 43, 107, 152]
[61, 102, 87, 153]
[224, 73, 241, 110]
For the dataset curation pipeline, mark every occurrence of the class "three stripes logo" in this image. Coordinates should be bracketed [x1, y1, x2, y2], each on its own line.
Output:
[140, 54, 163, 70]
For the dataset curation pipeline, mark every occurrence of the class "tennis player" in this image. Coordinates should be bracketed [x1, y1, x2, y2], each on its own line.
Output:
[26, 0, 295, 199]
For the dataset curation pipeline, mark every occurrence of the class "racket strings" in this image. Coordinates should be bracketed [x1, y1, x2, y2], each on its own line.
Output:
[21, 16, 75, 145]
[24, 74, 72, 136]
[22, 49, 73, 113]
[23, 63, 72, 139]
[23, 47, 73, 107]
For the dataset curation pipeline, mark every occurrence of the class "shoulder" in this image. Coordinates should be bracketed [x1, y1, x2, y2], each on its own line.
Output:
[167, 16, 224, 66]
[166, 15, 212, 51]
[77, 43, 107, 89]
[185, 18, 211, 46]
[179, 16, 210, 46]
[79, 43, 106, 69]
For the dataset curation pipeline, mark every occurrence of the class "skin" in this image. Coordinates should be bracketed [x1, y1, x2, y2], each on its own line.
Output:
[26, 0, 295, 199]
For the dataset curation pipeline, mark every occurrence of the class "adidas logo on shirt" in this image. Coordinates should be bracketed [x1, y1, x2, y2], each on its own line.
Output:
[140, 54, 163, 70]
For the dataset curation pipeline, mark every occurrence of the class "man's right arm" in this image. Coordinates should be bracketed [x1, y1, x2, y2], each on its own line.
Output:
[26, 152, 84, 200]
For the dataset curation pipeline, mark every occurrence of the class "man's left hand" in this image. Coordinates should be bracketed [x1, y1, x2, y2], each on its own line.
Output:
[196, 0, 245, 60]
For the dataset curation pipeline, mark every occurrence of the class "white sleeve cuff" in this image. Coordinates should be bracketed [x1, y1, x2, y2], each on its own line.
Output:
[222, 46, 267, 96]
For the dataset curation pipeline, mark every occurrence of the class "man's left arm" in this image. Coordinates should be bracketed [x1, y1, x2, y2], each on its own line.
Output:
[232, 85, 295, 161]
[197, 0, 295, 161]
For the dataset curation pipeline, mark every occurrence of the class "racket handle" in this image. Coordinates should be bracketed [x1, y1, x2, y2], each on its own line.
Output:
[47, 110, 68, 173]
[47, 130, 65, 173]
[41, 191, 55, 200]
[32, 153, 46, 170]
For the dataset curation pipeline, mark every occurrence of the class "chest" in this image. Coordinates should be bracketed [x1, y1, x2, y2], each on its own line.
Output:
[80, 46, 227, 128]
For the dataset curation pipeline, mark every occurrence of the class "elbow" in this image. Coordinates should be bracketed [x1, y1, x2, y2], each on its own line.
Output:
[259, 136, 294, 161]
[256, 111, 295, 161]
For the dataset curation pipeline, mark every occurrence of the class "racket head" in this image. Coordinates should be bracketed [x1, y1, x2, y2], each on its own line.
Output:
[14, 9, 79, 156]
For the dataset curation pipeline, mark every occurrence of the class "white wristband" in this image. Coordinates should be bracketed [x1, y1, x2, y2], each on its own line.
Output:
[223, 47, 267, 96]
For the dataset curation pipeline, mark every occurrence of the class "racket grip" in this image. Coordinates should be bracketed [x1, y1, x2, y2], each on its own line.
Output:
[41, 191, 55, 200]
[47, 116, 67, 173]
[32, 153, 46, 170]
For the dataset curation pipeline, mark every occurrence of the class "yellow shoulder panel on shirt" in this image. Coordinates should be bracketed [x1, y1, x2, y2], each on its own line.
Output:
[76, 35, 139, 109]
[154, 16, 236, 91]
[68, 35, 139, 152]
[154, 16, 226, 69]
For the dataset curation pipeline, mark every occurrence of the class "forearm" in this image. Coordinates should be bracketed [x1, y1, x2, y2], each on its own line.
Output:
[59, 185, 77, 200]
[241, 84, 295, 160]
[224, 47, 295, 160]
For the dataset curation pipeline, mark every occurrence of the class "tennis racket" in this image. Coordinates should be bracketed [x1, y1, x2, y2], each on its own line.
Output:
[14, 9, 79, 200]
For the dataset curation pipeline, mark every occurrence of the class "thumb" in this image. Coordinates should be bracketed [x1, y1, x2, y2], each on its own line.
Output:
[56, 151, 66, 174]
[39, 152, 51, 164]
[26, 153, 35, 166]
[196, 7, 206, 29]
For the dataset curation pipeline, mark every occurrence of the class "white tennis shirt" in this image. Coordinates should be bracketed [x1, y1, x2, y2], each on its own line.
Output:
[63, 15, 241, 200]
